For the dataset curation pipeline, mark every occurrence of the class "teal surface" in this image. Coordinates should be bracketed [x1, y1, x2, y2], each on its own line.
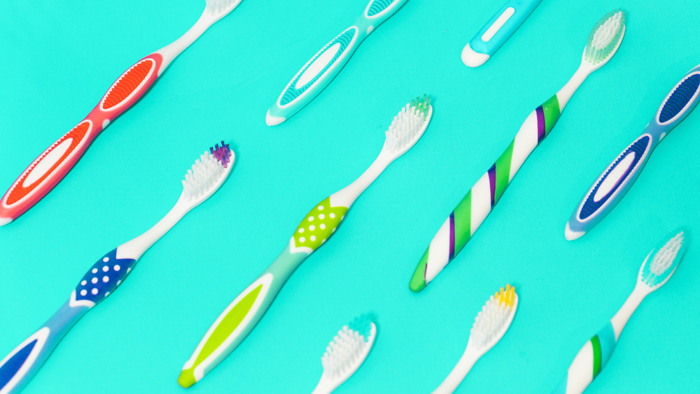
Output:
[0, 0, 699, 393]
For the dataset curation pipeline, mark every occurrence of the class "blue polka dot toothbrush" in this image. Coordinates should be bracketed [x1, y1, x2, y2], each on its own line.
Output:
[265, 0, 408, 126]
[553, 230, 686, 394]
[0, 142, 233, 394]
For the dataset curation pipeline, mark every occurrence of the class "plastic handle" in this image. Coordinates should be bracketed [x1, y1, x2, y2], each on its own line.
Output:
[0, 301, 88, 394]
[565, 67, 700, 240]
[552, 321, 618, 394]
[178, 197, 351, 387]
[265, 0, 407, 126]
[0, 54, 164, 225]
[409, 94, 562, 292]
[470, 0, 541, 56]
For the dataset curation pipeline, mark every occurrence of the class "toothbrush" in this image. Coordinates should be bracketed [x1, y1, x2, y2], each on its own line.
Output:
[565, 66, 700, 241]
[408, 10, 626, 293]
[179, 96, 432, 388]
[552, 230, 686, 394]
[0, 143, 233, 394]
[265, 0, 408, 126]
[312, 316, 376, 394]
[433, 285, 518, 394]
[0, 0, 242, 227]
[461, 0, 542, 67]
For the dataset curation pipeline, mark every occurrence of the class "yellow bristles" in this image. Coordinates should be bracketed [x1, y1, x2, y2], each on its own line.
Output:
[495, 284, 516, 308]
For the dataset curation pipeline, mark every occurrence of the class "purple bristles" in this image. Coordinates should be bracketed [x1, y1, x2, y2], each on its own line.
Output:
[210, 141, 231, 168]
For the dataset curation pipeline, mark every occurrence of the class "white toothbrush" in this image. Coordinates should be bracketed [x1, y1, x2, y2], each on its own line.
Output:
[433, 285, 518, 394]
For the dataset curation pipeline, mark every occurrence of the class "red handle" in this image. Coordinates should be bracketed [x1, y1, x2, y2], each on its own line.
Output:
[0, 53, 164, 225]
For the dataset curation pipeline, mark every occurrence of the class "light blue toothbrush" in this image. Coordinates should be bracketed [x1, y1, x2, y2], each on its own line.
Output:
[265, 0, 408, 126]
[0, 143, 233, 394]
[565, 64, 700, 240]
[461, 0, 542, 67]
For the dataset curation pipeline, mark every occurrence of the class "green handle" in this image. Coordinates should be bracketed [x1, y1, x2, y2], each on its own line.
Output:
[178, 196, 349, 387]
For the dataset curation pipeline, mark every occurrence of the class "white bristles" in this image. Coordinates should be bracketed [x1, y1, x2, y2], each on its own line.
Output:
[205, 0, 240, 15]
[384, 96, 431, 153]
[321, 326, 370, 379]
[470, 296, 514, 350]
[650, 231, 684, 276]
[181, 151, 225, 202]
[584, 10, 626, 65]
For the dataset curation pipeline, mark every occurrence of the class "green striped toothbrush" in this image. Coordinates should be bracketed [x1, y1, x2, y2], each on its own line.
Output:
[178, 96, 432, 388]
[409, 9, 626, 292]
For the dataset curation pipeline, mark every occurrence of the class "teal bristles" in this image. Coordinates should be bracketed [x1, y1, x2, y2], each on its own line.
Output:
[640, 231, 686, 289]
[348, 314, 373, 339]
[584, 9, 626, 65]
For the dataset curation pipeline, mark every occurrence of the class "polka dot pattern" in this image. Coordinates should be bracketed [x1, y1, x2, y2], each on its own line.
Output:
[74, 248, 136, 305]
[292, 197, 348, 251]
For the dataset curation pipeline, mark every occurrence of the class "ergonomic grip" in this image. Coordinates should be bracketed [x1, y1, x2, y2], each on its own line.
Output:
[0, 302, 89, 394]
[265, 0, 407, 126]
[409, 94, 562, 292]
[566, 67, 700, 240]
[552, 322, 618, 394]
[462, 0, 542, 67]
[0, 54, 164, 225]
[178, 197, 349, 387]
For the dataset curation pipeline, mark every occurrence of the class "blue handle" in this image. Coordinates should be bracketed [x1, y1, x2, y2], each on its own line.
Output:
[566, 65, 700, 240]
[265, 0, 407, 126]
[0, 248, 137, 393]
[0, 301, 89, 394]
[468, 0, 542, 58]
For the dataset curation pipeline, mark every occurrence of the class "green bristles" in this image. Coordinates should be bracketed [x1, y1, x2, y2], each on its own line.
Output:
[584, 9, 626, 65]
[412, 94, 431, 119]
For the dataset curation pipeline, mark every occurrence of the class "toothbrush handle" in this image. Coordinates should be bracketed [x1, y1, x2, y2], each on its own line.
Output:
[552, 322, 618, 394]
[566, 67, 700, 239]
[265, 0, 407, 125]
[464, 0, 541, 64]
[565, 132, 656, 240]
[0, 301, 89, 394]
[409, 94, 562, 291]
[178, 197, 350, 387]
[432, 349, 479, 394]
[0, 53, 164, 224]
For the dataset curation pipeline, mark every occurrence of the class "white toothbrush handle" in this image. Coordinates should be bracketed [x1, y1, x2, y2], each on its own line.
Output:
[432, 348, 479, 394]
[552, 287, 647, 394]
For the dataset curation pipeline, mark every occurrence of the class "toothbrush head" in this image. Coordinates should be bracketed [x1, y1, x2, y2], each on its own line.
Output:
[583, 9, 626, 68]
[204, 0, 242, 19]
[638, 230, 686, 291]
[319, 316, 376, 391]
[180, 141, 234, 207]
[382, 95, 432, 160]
[467, 285, 518, 355]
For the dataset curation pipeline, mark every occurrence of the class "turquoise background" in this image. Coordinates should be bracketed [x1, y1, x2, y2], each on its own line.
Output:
[1, 0, 699, 393]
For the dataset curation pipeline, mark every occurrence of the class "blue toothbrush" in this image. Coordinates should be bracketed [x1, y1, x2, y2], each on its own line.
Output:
[565, 64, 700, 240]
[0, 143, 233, 394]
[461, 0, 542, 67]
[265, 0, 408, 126]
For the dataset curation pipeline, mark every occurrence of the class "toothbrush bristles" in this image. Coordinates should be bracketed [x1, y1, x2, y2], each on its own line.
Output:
[384, 95, 431, 153]
[470, 285, 516, 350]
[181, 141, 232, 201]
[584, 9, 626, 65]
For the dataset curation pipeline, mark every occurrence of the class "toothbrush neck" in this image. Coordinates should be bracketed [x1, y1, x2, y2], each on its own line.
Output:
[555, 64, 592, 111]
[432, 347, 479, 394]
[116, 201, 190, 261]
[610, 285, 649, 341]
[330, 150, 391, 208]
[155, 13, 212, 73]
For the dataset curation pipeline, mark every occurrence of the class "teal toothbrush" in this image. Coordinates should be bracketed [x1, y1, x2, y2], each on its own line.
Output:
[553, 230, 686, 393]
[265, 0, 408, 126]
[179, 96, 432, 388]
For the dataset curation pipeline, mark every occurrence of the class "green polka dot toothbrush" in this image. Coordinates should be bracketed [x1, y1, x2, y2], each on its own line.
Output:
[408, 9, 626, 292]
[178, 96, 432, 388]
